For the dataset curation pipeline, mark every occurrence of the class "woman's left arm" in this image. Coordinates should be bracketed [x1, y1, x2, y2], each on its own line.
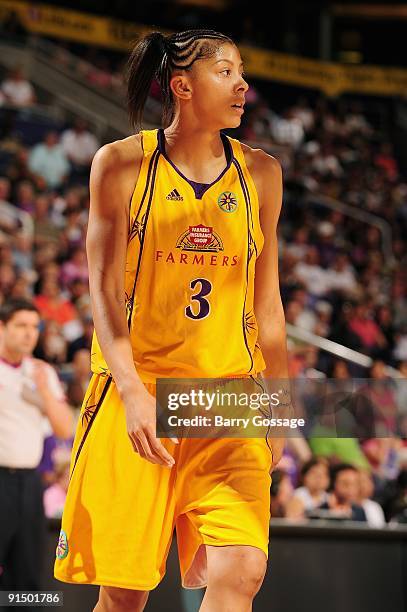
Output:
[252, 150, 290, 469]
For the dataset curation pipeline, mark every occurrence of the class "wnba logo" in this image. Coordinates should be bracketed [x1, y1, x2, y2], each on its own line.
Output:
[218, 191, 238, 213]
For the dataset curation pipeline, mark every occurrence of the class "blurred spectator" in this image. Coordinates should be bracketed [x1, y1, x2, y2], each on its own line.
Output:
[12, 233, 35, 276]
[28, 132, 70, 190]
[0, 262, 16, 295]
[365, 360, 399, 434]
[285, 289, 324, 333]
[9, 274, 32, 300]
[393, 325, 407, 362]
[294, 247, 330, 301]
[290, 97, 315, 133]
[284, 227, 310, 261]
[285, 436, 313, 466]
[286, 458, 330, 519]
[358, 469, 386, 527]
[0, 176, 12, 204]
[298, 346, 326, 379]
[242, 99, 274, 142]
[0, 201, 23, 236]
[313, 299, 333, 337]
[5, 149, 37, 186]
[395, 360, 407, 410]
[35, 319, 68, 366]
[311, 142, 343, 177]
[330, 359, 351, 379]
[362, 438, 400, 484]
[60, 247, 88, 288]
[67, 277, 89, 308]
[61, 118, 99, 182]
[344, 101, 373, 136]
[33, 278, 78, 328]
[271, 109, 304, 149]
[276, 446, 301, 488]
[308, 403, 370, 469]
[1, 66, 36, 107]
[315, 221, 337, 268]
[60, 206, 86, 251]
[37, 260, 60, 284]
[33, 194, 61, 246]
[37, 436, 73, 490]
[347, 301, 387, 356]
[270, 470, 294, 518]
[328, 253, 358, 298]
[66, 348, 91, 408]
[67, 313, 93, 362]
[313, 464, 367, 522]
[387, 470, 407, 524]
[14, 180, 36, 214]
[374, 142, 398, 182]
[285, 299, 312, 329]
[375, 305, 396, 362]
[43, 458, 71, 519]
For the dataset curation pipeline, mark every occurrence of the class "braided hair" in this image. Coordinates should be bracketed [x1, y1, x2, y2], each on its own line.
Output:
[126, 29, 234, 130]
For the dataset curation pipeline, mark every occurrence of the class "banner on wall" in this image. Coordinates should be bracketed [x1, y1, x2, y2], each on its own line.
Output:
[238, 44, 407, 97]
[1, 0, 407, 97]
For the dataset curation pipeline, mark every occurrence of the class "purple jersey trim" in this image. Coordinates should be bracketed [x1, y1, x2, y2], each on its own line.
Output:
[158, 129, 233, 199]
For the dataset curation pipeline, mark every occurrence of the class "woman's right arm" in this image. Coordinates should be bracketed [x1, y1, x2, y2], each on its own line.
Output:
[87, 140, 176, 467]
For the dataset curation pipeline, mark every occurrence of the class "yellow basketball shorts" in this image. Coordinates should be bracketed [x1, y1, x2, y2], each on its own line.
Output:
[53, 373, 273, 590]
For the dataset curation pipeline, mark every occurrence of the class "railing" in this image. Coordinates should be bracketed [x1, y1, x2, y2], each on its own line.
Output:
[28, 36, 125, 104]
[244, 138, 395, 265]
[303, 193, 396, 266]
[286, 323, 403, 378]
[0, 39, 136, 139]
[243, 139, 294, 168]
[27, 36, 160, 129]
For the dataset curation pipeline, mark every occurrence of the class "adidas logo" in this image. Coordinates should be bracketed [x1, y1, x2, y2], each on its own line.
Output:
[166, 188, 183, 201]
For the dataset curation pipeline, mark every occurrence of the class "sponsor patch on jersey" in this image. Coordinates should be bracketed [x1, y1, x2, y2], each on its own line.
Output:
[176, 224, 224, 252]
[218, 191, 238, 213]
[166, 188, 183, 201]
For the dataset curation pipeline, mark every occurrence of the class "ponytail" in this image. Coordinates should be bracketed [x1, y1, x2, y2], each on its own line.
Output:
[126, 31, 167, 131]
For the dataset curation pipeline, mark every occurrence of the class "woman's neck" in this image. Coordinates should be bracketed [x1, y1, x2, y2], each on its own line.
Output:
[163, 119, 227, 184]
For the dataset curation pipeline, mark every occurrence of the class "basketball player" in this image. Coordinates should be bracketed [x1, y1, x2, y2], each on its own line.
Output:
[54, 30, 290, 611]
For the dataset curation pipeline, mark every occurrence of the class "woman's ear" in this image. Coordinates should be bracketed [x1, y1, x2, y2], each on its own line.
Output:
[169, 75, 192, 101]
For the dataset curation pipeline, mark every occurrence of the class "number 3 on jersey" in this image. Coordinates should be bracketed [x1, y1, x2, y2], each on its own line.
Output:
[185, 278, 212, 320]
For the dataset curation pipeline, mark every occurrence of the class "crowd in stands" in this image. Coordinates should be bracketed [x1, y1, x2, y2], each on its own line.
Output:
[0, 55, 406, 526]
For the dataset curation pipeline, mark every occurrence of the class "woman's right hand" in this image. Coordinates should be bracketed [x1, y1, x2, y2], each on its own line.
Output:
[121, 384, 178, 468]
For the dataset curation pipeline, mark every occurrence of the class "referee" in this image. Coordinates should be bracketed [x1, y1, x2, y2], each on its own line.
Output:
[0, 299, 73, 592]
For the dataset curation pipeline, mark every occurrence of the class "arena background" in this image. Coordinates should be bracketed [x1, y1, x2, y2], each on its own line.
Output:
[0, 0, 406, 611]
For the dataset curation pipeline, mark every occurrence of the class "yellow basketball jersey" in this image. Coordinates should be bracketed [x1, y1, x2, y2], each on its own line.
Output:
[90, 128, 266, 382]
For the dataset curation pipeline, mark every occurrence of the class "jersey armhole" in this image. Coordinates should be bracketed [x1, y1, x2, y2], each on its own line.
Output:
[128, 130, 160, 220]
[233, 139, 265, 253]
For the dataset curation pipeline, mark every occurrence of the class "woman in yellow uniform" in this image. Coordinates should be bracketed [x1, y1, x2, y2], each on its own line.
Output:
[54, 29, 289, 611]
